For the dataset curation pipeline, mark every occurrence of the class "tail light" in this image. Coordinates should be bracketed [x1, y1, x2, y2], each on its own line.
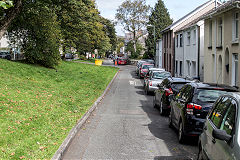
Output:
[165, 88, 173, 96]
[149, 81, 152, 86]
[186, 103, 202, 115]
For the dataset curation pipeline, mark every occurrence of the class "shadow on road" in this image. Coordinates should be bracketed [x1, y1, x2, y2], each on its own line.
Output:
[132, 71, 198, 160]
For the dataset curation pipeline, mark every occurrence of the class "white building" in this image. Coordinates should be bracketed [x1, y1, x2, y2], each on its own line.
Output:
[155, 39, 163, 68]
[174, 20, 205, 81]
[0, 35, 10, 50]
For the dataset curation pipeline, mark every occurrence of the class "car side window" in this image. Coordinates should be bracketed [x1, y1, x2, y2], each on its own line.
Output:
[209, 97, 232, 128]
[220, 99, 237, 135]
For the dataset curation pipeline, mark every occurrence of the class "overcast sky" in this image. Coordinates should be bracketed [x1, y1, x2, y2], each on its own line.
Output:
[95, 0, 210, 36]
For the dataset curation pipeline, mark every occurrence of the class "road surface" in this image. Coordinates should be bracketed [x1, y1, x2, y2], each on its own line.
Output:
[62, 65, 198, 160]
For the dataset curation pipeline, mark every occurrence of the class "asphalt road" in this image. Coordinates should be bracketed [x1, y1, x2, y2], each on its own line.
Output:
[62, 65, 198, 160]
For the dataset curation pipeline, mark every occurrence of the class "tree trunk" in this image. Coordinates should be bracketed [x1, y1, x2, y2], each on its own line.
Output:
[133, 31, 137, 53]
[0, 0, 23, 39]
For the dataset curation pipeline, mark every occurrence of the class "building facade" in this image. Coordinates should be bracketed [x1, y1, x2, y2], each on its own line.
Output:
[174, 20, 205, 81]
[161, 0, 219, 76]
[204, 0, 240, 87]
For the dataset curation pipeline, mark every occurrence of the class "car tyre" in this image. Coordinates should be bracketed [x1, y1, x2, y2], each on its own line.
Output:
[169, 110, 173, 128]
[197, 145, 204, 160]
[153, 95, 157, 108]
[159, 100, 165, 115]
[178, 121, 185, 144]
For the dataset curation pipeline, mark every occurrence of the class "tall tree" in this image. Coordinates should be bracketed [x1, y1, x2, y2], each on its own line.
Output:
[144, 0, 172, 59]
[115, 0, 150, 53]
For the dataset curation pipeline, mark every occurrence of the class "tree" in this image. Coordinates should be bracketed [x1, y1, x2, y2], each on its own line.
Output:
[125, 41, 143, 59]
[0, 0, 22, 39]
[144, 0, 172, 58]
[115, 0, 150, 53]
[7, 0, 62, 68]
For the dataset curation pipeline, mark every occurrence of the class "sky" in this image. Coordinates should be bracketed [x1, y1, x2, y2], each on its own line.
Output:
[95, 0, 210, 36]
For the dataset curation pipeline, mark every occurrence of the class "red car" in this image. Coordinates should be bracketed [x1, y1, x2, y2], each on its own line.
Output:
[139, 63, 154, 78]
[117, 57, 127, 65]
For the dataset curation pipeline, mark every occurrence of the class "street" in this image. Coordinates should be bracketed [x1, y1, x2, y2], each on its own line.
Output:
[62, 65, 198, 160]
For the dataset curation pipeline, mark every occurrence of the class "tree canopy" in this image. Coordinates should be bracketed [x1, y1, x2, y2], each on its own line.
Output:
[1, 0, 117, 68]
[144, 0, 172, 59]
[116, 0, 150, 54]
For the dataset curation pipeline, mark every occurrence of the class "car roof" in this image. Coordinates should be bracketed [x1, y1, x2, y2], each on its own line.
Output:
[142, 63, 154, 66]
[187, 82, 239, 91]
[149, 68, 165, 71]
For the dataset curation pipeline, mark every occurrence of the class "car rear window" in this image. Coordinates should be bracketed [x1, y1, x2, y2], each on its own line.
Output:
[193, 89, 227, 103]
[143, 65, 154, 69]
[152, 72, 171, 79]
[171, 83, 186, 91]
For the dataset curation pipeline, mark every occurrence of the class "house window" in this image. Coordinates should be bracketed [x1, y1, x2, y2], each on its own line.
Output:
[209, 20, 212, 46]
[175, 61, 178, 74]
[187, 32, 191, 45]
[232, 53, 238, 86]
[218, 18, 223, 47]
[180, 34, 183, 47]
[193, 29, 196, 45]
[233, 12, 239, 41]
[176, 35, 179, 47]
[179, 61, 182, 76]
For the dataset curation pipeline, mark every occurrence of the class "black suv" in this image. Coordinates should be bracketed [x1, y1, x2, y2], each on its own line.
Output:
[154, 77, 192, 115]
[169, 82, 238, 143]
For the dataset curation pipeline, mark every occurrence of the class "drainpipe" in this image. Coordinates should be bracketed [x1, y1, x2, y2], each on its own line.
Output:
[214, 18, 217, 83]
[197, 26, 200, 80]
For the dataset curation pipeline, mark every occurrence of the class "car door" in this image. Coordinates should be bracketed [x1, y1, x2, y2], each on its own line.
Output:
[204, 96, 232, 160]
[211, 97, 237, 160]
[171, 85, 187, 127]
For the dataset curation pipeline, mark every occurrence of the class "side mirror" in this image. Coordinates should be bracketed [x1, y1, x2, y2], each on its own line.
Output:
[212, 129, 232, 142]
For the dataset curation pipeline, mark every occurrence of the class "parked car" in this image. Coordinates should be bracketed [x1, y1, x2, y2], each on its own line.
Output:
[117, 57, 127, 65]
[145, 71, 171, 95]
[65, 53, 74, 59]
[136, 60, 147, 75]
[0, 51, 11, 60]
[144, 68, 165, 87]
[198, 92, 240, 160]
[169, 83, 238, 143]
[154, 78, 192, 115]
[139, 63, 154, 78]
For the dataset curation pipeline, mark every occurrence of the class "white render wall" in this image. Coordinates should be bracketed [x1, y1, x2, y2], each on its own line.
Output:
[0, 35, 9, 48]
[155, 39, 163, 68]
[174, 20, 205, 81]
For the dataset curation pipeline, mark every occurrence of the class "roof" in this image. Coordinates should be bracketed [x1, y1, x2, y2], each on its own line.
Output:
[162, 0, 213, 33]
[203, 0, 240, 19]
[175, 8, 215, 33]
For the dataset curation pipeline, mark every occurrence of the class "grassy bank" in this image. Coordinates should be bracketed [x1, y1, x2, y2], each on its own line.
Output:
[0, 59, 118, 159]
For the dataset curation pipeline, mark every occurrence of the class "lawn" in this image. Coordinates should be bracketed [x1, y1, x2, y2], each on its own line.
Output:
[76, 58, 105, 64]
[0, 59, 118, 159]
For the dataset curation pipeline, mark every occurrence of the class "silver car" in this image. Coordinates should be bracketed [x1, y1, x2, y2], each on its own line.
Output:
[198, 92, 240, 160]
[145, 71, 171, 95]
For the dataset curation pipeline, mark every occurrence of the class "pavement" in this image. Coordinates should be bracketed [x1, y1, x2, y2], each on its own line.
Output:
[62, 65, 198, 160]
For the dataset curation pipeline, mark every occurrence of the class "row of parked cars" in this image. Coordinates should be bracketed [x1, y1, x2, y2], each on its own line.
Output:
[136, 60, 240, 160]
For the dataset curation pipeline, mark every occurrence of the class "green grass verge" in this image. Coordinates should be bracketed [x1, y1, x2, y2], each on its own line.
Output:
[0, 59, 118, 159]
[76, 58, 105, 64]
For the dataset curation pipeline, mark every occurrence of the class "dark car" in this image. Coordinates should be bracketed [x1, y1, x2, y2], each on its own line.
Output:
[154, 78, 192, 115]
[169, 82, 238, 143]
[0, 51, 11, 60]
[139, 63, 154, 78]
[198, 92, 240, 160]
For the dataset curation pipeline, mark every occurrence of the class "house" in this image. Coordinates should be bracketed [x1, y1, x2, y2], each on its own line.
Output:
[203, 0, 240, 87]
[161, 0, 220, 76]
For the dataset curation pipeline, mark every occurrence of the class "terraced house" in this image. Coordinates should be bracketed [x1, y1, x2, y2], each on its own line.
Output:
[203, 0, 240, 87]
[161, 0, 219, 76]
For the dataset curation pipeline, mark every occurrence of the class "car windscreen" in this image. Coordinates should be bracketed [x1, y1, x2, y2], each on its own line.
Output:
[171, 83, 187, 91]
[193, 89, 227, 103]
[142, 65, 154, 69]
[152, 72, 171, 79]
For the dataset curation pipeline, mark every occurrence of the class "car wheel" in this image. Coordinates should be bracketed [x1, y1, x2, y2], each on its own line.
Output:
[153, 95, 157, 108]
[159, 100, 165, 115]
[169, 110, 173, 128]
[197, 145, 204, 160]
[178, 121, 185, 143]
